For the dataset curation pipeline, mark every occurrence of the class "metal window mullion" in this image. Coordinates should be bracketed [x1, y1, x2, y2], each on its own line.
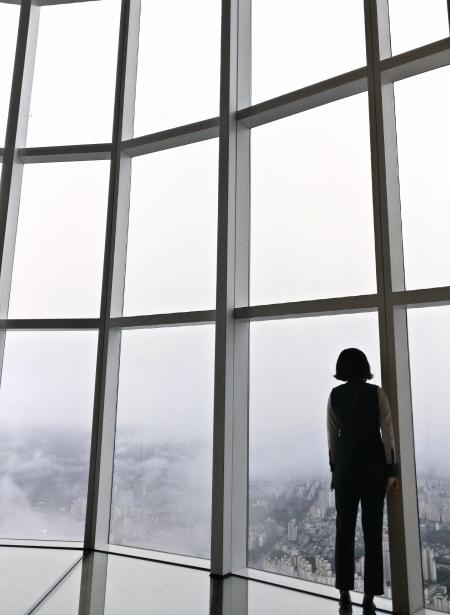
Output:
[237, 67, 368, 128]
[210, 0, 251, 576]
[18, 143, 112, 163]
[379, 37, 450, 84]
[365, 2, 423, 614]
[83, 0, 140, 560]
[121, 117, 220, 157]
[0, 0, 39, 380]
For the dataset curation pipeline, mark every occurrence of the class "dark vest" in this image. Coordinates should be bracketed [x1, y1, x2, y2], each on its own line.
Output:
[331, 381, 386, 477]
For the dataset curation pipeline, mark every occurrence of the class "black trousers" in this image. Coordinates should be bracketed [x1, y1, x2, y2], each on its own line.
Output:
[334, 467, 386, 595]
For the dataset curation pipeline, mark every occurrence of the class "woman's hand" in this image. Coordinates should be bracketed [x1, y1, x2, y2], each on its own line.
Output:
[386, 476, 399, 494]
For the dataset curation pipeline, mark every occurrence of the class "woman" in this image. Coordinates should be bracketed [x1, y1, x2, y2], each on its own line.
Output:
[327, 348, 399, 613]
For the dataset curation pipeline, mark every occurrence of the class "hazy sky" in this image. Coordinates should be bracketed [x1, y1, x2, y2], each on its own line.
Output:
[134, 0, 221, 136]
[388, 0, 449, 56]
[124, 140, 218, 315]
[27, 0, 120, 146]
[252, 0, 366, 103]
[0, 2, 449, 496]
[251, 92, 376, 305]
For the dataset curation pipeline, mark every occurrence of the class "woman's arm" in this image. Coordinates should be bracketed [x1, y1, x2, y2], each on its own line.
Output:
[378, 387, 397, 477]
[327, 394, 338, 473]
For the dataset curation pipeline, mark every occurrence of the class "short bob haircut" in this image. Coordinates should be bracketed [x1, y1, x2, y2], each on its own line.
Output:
[334, 348, 374, 382]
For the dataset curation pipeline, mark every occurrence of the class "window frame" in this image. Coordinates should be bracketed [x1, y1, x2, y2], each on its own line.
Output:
[0, 1, 449, 613]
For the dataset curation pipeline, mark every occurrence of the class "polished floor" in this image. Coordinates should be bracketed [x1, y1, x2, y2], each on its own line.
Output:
[0, 546, 395, 615]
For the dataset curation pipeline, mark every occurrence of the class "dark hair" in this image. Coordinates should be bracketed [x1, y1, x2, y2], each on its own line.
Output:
[334, 348, 374, 382]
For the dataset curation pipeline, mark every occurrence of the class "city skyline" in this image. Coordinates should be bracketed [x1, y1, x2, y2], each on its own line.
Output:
[0, 425, 450, 613]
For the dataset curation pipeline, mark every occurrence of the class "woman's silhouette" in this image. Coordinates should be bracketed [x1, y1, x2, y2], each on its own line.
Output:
[327, 348, 399, 613]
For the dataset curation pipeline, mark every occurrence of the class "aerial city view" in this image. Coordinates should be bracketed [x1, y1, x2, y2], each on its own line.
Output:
[248, 475, 450, 613]
[0, 427, 449, 613]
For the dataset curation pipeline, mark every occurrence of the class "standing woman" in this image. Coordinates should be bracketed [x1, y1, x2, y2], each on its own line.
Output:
[327, 348, 399, 613]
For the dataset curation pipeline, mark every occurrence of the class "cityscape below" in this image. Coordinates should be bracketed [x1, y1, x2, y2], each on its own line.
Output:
[0, 428, 449, 613]
[248, 476, 450, 613]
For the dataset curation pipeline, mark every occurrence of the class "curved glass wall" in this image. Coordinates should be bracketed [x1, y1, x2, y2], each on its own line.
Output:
[0, 1, 449, 613]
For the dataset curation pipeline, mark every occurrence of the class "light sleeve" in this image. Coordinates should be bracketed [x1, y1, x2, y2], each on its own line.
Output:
[327, 393, 338, 473]
[378, 387, 397, 477]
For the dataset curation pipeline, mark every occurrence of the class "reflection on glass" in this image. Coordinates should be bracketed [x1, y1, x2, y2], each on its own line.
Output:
[0, 331, 97, 540]
[248, 313, 393, 597]
[408, 306, 450, 613]
[34, 562, 82, 615]
[388, 0, 449, 56]
[110, 325, 214, 558]
[27, 1, 120, 145]
[395, 67, 450, 290]
[251, 94, 376, 305]
[248, 578, 342, 615]
[252, 0, 366, 104]
[0, 4, 19, 145]
[123, 140, 218, 316]
[0, 548, 81, 615]
[9, 161, 109, 318]
[134, 0, 220, 136]
[104, 554, 210, 615]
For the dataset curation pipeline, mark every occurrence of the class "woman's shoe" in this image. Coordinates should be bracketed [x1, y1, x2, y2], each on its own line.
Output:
[362, 595, 376, 613]
[339, 590, 352, 610]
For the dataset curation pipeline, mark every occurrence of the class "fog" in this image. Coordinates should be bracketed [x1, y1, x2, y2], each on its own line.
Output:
[0, 0, 449, 552]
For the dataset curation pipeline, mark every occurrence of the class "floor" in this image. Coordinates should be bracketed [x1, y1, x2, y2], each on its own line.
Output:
[0, 546, 393, 615]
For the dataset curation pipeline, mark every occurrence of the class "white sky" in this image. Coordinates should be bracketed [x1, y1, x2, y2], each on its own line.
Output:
[27, 0, 121, 146]
[0, 1, 448, 485]
[388, 0, 449, 56]
[252, 0, 366, 103]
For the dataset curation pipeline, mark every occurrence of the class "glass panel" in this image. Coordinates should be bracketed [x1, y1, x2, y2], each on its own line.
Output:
[408, 306, 450, 613]
[34, 561, 82, 615]
[134, 0, 221, 136]
[0, 548, 81, 615]
[388, 0, 449, 56]
[247, 578, 391, 614]
[110, 325, 214, 558]
[0, 4, 19, 146]
[252, 0, 366, 104]
[395, 67, 450, 290]
[0, 331, 97, 540]
[104, 554, 210, 615]
[248, 313, 393, 597]
[123, 140, 218, 316]
[9, 161, 109, 319]
[250, 94, 376, 306]
[27, 0, 120, 146]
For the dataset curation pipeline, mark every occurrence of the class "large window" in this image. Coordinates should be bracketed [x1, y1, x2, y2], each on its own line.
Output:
[408, 306, 450, 612]
[248, 314, 390, 594]
[9, 161, 109, 318]
[133, 0, 221, 135]
[123, 141, 218, 316]
[388, 0, 449, 57]
[110, 325, 215, 558]
[250, 93, 376, 305]
[0, 2, 449, 614]
[252, 0, 366, 103]
[0, 331, 97, 540]
[394, 67, 450, 291]
[27, 0, 120, 146]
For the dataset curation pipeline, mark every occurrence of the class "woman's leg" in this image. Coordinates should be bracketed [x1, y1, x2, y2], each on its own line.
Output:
[335, 478, 360, 591]
[361, 475, 386, 596]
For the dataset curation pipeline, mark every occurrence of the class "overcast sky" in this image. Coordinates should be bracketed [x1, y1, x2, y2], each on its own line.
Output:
[0, 1, 449, 488]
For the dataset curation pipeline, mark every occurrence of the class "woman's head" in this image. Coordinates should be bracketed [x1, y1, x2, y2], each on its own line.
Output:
[334, 348, 373, 382]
